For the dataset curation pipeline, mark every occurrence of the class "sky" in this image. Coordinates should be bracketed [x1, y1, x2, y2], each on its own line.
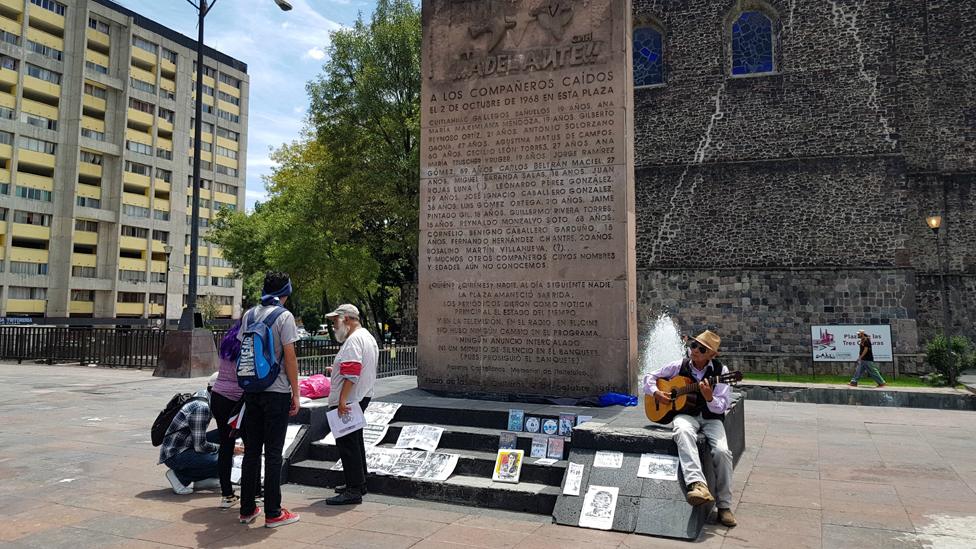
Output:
[116, 0, 378, 210]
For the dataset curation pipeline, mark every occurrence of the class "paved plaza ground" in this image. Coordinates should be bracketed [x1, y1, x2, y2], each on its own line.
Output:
[0, 363, 974, 548]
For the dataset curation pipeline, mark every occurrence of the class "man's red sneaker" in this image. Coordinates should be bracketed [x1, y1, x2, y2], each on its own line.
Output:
[265, 508, 300, 528]
[239, 507, 262, 524]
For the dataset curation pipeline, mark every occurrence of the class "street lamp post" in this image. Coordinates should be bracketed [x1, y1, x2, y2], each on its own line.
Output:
[162, 244, 173, 330]
[927, 214, 955, 384]
[179, 0, 292, 331]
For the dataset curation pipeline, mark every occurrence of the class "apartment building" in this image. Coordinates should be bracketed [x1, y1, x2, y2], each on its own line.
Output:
[0, 0, 248, 321]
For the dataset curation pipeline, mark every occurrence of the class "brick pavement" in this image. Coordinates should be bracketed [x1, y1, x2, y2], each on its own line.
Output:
[0, 362, 974, 548]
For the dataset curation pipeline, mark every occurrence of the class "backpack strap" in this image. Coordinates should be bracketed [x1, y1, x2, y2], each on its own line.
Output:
[262, 306, 287, 328]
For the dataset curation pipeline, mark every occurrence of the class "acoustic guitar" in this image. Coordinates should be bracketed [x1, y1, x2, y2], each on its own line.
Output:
[644, 371, 743, 424]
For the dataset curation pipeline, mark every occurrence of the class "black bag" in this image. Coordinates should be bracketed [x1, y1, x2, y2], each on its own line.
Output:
[151, 393, 207, 447]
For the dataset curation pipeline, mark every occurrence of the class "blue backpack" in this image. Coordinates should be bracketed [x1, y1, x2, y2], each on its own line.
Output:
[237, 306, 288, 392]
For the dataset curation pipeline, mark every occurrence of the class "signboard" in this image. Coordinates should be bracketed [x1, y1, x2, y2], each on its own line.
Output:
[810, 325, 893, 362]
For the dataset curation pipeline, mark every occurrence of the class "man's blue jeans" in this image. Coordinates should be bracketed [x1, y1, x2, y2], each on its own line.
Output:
[164, 430, 219, 486]
[852, 360, 886, 385]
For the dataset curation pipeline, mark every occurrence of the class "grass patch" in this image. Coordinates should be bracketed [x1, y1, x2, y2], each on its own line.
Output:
[743, 373, 930, 388]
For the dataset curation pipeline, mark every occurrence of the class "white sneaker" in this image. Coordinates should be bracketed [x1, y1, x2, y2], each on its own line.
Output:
[220, 494, 240, 509]
[193, 478, 220, 490]
[165, 470, 193, 495]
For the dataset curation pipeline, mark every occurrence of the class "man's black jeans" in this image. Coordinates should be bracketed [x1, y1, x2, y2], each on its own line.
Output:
[240, 391, 291, 518]
[331, 398, 371, 490]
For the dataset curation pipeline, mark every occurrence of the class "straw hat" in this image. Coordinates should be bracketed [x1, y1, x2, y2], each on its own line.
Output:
[691, 330, 721, 353]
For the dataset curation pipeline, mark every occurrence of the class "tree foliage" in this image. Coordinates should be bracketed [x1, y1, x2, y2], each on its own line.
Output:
[209, 0, 421, 335]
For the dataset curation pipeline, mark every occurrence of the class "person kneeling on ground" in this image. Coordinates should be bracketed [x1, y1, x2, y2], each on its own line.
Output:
[158, 379, 220, 495]
[643, 330, 737, 528]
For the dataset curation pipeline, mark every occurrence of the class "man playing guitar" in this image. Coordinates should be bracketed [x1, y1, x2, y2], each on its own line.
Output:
[643, 330, 737, 528]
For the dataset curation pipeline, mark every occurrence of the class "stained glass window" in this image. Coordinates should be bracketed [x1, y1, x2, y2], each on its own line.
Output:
[633, 27, 664, 86]
[731, 11, 774, 75]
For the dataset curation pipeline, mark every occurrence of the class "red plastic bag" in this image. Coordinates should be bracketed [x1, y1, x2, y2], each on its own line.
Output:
[299, 374, 330, 399]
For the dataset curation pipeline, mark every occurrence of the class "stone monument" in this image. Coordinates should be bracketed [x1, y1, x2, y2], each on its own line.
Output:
[419, 0, 638, 398]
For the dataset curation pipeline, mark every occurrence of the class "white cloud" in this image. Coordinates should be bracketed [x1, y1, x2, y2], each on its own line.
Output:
[304, 47, 326, 61]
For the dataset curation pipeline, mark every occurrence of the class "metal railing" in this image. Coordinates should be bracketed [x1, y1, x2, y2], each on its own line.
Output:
[298, 345, 417, 378]
[0, 326, 165, 368]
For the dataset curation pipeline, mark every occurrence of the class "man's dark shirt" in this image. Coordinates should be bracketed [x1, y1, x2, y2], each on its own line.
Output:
[860, 338, 874, 362]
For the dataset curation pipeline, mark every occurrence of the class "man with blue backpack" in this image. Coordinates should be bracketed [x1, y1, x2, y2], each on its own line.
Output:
[236, 272, 301, 528]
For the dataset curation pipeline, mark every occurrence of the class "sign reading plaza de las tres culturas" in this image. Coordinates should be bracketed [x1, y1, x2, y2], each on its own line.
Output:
[418, 0, 638, 398]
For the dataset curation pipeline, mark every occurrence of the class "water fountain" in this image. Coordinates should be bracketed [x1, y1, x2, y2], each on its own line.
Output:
[639, 313, 688, 387]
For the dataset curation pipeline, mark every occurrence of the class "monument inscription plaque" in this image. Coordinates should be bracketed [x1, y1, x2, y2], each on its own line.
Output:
[419, 0, 637, 398]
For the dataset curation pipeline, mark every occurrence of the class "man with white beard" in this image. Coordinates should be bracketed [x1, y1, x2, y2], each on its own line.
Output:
[324, 304, 378, 505]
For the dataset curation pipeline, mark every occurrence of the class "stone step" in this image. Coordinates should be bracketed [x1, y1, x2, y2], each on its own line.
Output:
[289, 459, 561, 515]
[308, 441, 568, 486]
[311, 420, 573, 455]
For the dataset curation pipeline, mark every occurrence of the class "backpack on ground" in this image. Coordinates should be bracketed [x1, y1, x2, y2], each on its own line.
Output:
[151, 393, 208, 446]
[237, 306, 288, 393]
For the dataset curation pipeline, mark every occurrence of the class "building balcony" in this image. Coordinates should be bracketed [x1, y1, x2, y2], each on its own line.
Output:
[26, 25, 62, 51]
[150, 260, 167, 272]
[0, 221, 5, 234]
[83, 93, 105, 113]
[71, 252, 97, 268]
[0, 91, 13, 110]
[215, 136, 239, 151]
[130, 47, 156, 69]
[11, 223, 49, 240]
[76, 183, 101, 200]
[161, 58, 176, 76]
[0, 0, 22, 16]
[123, 171, 151, 189]
[0, 145, 10, 162]
[27, 4, 64, 31]
[23, 75, 60, 101]
[16, 171, 53, 191]
[210, 266, 234, 278]
[122, 191, 150, 208]
[155, 180, 171, 193]
[127, 108, 153, 128]
[0, 14, 19, 35]
[0, 168, 10, 183]
[73, 231, 97, 246]
[217, 81, 241, 98]
[151, 241, 169, 254]
[129, 64, 155, 85]
[119, 235, 147, 251]
[79, 162, 102, 179]
[217, 100, 239, 116]
[7, 299, 46, 314]
[70, 301, 94, 315]
[157, 118, 173, 133]
[215, 155, 238, 170]
[86, 28, 109, 49]
[118, 257, 145, 271]
[153, 198, 170, 212]
[84, 48, 109, 69]
[18, 150, 54, 169]
[219, 305, 233, 317]
[148, 303, 164, 316]
[213, 190, 238, 205]
[0, 67, 16, 88]
[116, 302, 144, 316]
[10, 246, 48, 263]
[22, 97, 58, 120]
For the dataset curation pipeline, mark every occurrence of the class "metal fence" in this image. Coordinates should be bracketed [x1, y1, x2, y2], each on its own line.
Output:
[0, 326, 165, 368]
[298, 345, 418, 378]
[211, 329, 342, 358]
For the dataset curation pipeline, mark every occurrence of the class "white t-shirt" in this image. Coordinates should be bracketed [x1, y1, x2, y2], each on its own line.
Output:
[328, 327, 378, 406]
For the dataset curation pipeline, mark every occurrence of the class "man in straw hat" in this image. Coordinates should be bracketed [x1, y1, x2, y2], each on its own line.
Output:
[643, 330, 737, 527]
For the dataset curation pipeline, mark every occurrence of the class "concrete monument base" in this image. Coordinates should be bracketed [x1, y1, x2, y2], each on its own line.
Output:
[153, 328, 219, 378]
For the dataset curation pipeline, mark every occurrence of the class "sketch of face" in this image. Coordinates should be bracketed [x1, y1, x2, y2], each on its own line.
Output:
[593, 491, 612, 510]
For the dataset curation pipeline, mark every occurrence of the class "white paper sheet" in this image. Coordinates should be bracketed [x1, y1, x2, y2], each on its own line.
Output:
[593, 450, 623, 469]
[365, 447, 403, 475]
[563, 462, 584, 496]
[364, 401, 402, 425]
[637, 453, 679, 481]
[579, 485, 618, 530]
[326, 402, 365, 439]
[413, 452, 459, 481]
[394, 425, 444, 452]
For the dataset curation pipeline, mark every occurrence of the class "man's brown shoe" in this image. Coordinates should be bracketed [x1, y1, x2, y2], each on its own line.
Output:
[717, 508, 737, 527]
[686, 482, 714, 506]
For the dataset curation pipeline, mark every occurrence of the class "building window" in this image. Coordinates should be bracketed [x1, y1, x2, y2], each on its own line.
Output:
[0, 207, 6, 220]
[85, 61, 109, 74]
[217, 90, 239, 106]
[122, 204, 150, 218]
[149, 293, 166, 305]
[84, 82, 107, 99]
[0, 183, 8, 195]
[26, 40, 62, 61]
[14, 211, 51, 226]
[75, 219, 98, 232]
[125, 160, 152, 176]
[153, 209, 170, 221]
[215, 165, 238, 177]
[160, 88, 175, 101]
[0, 30, 19, 46]
[156, 148, 173, 160]
[0, 131, 11, 145]
[201, 84, 215, 96]
[71, 289, 95, 302]
[117, 291, 143, 303]
[731, 11, 775, 75]
[15, 186, 52, 202]
[26, 63, 61, 85]
[72, 266, 97, 278]
[80, 150, 102, 165]
[20, 112, 56, 131]
[633, 26, 664, 87]
[216, 127, 239, 142]
[126, 140, 153, 156]
[130, 77, 156, 94]
[88, 17, 109, 34]
[30, 0, 66, 16]
[194, 62, 218, 79]
[158, 107, 175, 123]
[152, 229, 169, 243]
[119, 270, 147, 283]
[76, 196, 100, 208]
[0, 106, 14, 120]
[20, 136, 56, 154]
[121, 225, 149, 238]
[0, 55, 16, 70]
[8, 286, 47, 300]
[162, 48, 177, 64]
[191, 119, 214, 133]
[215, 146, 238, 160]
[213, 181, 237, 195]
[129, 97, 155, 114]
[81, 128, 105, 141]
[155, 168, 172, 183]
[219, 73, 241, 88]
[217, 110, 240, 124]
[132, 36, 158, 54]
[10, 262, 48, 275]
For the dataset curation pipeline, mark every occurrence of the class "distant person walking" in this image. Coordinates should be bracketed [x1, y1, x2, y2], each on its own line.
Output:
[238, 272, 302, 528]
[849, 330, 886, 388]
[325, 304, 378, 505]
